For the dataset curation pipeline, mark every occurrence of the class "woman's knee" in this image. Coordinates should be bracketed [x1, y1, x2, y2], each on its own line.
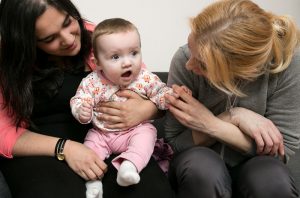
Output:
[237, 156, 299, 198]
[169, 147, 231, 198]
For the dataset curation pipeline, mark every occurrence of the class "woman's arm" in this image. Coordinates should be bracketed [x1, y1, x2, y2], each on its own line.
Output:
[0, 102, 107, 181]
[13, 130, 107, 180]
[95, 90, 159, 130]
[165, 85, 253, 153]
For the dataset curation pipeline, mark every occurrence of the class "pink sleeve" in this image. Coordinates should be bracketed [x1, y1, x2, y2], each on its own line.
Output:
[84, 20, 95, 32]
[0, 94, 26, 158]
[84, 21, 97, 71]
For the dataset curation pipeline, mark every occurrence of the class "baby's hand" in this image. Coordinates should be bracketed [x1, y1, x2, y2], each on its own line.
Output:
[78, 102, 93, 123]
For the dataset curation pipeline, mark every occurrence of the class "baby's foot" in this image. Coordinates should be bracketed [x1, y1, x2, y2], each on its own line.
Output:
[117, 170, 140, 186]
[86, 180, 103, 198]
[117, 160, 140, 186]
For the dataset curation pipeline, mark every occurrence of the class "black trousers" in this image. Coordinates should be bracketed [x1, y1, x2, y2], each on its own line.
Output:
[0, 170, 11, 198]
[0, 155, 174, 198]
[169, 147, 299, 198]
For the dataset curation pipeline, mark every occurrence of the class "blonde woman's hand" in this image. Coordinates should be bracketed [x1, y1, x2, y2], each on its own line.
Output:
[230, 107, 284, 157]
[63, 140, 107, 181]
[165, 84, 218, 133]
[94, 90, 158, 130]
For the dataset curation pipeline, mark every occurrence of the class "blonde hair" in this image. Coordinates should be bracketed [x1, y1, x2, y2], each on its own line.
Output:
[92, 18, 140, 56]
[190, 0, 300, 96]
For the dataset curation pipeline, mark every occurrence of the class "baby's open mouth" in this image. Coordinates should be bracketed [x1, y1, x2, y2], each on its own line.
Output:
[121, 71, 132, 77]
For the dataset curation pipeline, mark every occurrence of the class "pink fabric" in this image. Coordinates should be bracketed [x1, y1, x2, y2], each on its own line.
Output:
[0, 93, 26, 158]
[84, 123, 157, 172]
[84, 21, 97, 71]
[152, 138, 174, 174]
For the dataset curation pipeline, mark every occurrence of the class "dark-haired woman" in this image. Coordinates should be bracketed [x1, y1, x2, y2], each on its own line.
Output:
[0, 0, 173, 197]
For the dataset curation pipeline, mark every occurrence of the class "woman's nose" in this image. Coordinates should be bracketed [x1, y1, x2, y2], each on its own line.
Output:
[60, 30, 74, 46]
[185, 59, 193, 70]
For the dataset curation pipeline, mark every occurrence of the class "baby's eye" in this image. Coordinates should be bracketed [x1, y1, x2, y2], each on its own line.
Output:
[131, 51, 139, 56]
[111, 54, 119, 60]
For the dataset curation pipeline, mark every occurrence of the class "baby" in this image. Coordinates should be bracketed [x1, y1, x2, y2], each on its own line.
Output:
[70, 18, 189, 198]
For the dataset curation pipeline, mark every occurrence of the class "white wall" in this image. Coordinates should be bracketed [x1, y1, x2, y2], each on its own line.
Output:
[73, 0, 300, 72]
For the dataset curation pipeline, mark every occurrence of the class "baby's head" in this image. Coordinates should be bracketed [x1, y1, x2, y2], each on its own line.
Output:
[92, 18, 142, 87]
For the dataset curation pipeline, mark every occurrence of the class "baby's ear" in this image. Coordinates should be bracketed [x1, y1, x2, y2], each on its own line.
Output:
[93, 56, 103, 70]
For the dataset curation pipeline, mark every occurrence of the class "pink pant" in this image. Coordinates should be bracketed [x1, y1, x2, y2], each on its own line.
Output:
[84, 123, 157, 172]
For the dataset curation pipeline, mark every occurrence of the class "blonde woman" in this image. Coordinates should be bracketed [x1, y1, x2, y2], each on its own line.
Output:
[165, 0, 300, 197]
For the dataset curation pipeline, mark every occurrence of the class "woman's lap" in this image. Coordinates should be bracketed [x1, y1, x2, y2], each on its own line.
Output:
[234, 155, 299, 198]
[169, 147, 231, 198]
[0, 169, 11, 198]
[169, 146, 298, 198]
[0, 156, 86, 198]
[103, 156, 174, 198]
[0, 156, 174, 198]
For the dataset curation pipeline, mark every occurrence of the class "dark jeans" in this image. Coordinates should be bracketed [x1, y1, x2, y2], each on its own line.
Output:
[0, 170, 11, 198]
[169, 147, 299, 198]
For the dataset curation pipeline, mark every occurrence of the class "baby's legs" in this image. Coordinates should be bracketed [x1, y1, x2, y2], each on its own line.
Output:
[84, 128, 111, 198]
[111, 123, 157, 186]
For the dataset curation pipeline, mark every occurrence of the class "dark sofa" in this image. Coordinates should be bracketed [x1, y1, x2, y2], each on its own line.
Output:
[153, 72, 300, 192]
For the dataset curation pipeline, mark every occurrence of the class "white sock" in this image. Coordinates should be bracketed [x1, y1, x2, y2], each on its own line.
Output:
[117, 160, 140, 186]
[86, 180, 103, 198]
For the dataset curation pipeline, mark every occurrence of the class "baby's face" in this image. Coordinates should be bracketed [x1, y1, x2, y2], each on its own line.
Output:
[94, 30, 142, 87]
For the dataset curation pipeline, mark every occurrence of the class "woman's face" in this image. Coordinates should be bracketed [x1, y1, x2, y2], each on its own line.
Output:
[186, 33, 207, 76]
[35, 6, 81, 56]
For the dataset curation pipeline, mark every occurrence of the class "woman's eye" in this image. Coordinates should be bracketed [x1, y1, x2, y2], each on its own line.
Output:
[63, 16, 72, 27]
[42, 36, 55, 44]
[198, 60, 207, 71]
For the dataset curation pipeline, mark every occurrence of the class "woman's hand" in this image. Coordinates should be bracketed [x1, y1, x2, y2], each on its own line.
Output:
[165, 84, 218, 133]
[94, 90, 158, 130]
[230, 107, 284, 157]
[165, 85, 253, 153]
[63, 140, 107, 181]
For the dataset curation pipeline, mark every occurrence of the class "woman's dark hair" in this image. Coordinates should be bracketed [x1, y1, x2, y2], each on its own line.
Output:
[0, 0, 92, 127]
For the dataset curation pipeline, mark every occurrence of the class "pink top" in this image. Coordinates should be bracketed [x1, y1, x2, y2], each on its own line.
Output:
[0, 93, 26, 158]
[0, 21, 96, 158]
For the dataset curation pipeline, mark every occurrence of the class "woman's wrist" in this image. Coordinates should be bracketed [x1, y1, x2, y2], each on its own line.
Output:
[229, 107, 241, 126]
[54, 138, 68, 161]
[217, 107, 240, 127]
[141, 100, 159, 120]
